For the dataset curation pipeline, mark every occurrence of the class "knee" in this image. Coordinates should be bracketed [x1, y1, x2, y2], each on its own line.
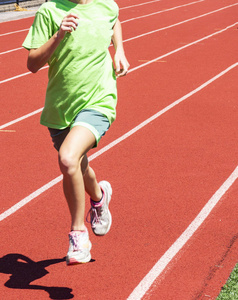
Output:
[58, 150, 80, 176]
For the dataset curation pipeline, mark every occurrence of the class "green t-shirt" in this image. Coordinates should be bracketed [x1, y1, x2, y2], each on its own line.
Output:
[23, 0, 119, 128]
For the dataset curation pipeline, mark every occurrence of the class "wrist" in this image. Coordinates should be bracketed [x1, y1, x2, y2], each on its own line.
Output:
[115, 45, 125, 54]
[55, 30, 64, 42]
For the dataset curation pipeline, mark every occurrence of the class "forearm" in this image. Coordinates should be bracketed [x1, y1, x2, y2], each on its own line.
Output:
[111, 19, 130, 77]
[112, 19, 124, 53]
[27, 31, 62, 73]
[27, 13, 79, 73]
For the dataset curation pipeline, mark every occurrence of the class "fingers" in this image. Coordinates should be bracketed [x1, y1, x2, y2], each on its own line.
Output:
[114, 57, 121, 74]
[116, 68, 128, 77]
[59, 14, 79, 37]
[62, 15, 79, 32]
[115, 59, 130, 77]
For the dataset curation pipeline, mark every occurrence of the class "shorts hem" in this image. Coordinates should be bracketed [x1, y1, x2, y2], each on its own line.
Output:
[71, 121, 101, 146]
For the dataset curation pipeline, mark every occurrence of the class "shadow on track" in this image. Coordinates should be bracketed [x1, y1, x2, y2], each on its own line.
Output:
[0, 253, 74, 299]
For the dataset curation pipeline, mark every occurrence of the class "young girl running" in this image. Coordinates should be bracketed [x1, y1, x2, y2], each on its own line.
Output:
[23, 0, 129, 265]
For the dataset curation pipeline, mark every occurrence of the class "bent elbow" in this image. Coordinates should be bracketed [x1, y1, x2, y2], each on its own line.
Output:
[27, 62, 38, 73]
[27, 52, 40, 73]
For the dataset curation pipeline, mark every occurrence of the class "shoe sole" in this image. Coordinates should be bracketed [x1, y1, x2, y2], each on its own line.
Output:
[66, 254, 91, 265]
[66, 241, 92, 265]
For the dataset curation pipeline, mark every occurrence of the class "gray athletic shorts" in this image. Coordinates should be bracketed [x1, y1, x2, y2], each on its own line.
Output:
[48, 109, 110, 151]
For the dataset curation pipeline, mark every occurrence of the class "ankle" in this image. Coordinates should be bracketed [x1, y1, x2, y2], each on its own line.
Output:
[91, 187, 103, 202]
[91, 191, 104, 207]
[71, 224, 86, 231]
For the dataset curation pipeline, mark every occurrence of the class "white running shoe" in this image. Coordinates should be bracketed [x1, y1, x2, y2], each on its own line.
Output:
[88, 181, 112, 236]
[66, 229, 92, 265]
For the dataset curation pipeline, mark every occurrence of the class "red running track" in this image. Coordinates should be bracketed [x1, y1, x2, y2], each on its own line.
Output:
[0, 0, 238, 299]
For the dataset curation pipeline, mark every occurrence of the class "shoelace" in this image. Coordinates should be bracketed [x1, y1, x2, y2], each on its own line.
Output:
[86, 207, 102, 227]
[69, 232, 81, 251]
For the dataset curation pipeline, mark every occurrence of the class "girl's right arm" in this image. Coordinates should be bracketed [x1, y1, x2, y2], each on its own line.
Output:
[27, 13, 79, 73]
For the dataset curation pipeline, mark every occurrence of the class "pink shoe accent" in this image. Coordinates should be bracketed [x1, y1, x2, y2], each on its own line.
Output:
[90, 189, 104, 208]
[67, 257, 81, 265]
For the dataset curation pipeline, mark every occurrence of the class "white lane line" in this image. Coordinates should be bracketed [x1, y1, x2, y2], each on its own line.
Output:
[0, 176, 63, 222]
[0, 71, 31, 84]
[0, 47, 23, 55]
[0, 108, 43, 130]
[120, 0, 163, 10]
[127, 165, 238, 300]
[120, 0, 204, 11]
[121, 1, 237, 24]
[0, 62, 237, 221]
[0, 65, 48, 85]
[0, 28, 29, 37]
[0, 22, 237, 130]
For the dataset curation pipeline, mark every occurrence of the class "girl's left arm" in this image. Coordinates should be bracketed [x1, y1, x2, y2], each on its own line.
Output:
[111, 19, 130, 77]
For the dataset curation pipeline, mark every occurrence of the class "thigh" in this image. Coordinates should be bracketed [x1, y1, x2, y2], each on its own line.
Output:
[59, 125, 96, 162]
[48, 127, 70, 151]
[71, 109, 110, 147]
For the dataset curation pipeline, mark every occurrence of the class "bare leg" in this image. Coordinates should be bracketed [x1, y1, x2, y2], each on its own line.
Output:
[58, 126, 96, 231]
[82, 156, 102, 202]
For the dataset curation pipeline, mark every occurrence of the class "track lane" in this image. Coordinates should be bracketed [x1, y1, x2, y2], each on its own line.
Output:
[1, 0, 238, 80]
[1, 24, 238, 212]
[0, 48, 29, 81]
[1, 12, 238, 124]
[0, 33, 28, 53]
[146, 182, 238, 300]
[0, 17, 33, 34]
[120, 2, 238, 42]
[0, 64, 238, 299]
[1, 0, 238, 299]
[0, 0, 203, 53]
[0, 71, 48, 125]
[115, 0, 207, 25]
[121, 13, 238, 71]
[0, 116, 59, 214]
[127, 65, 238, 299]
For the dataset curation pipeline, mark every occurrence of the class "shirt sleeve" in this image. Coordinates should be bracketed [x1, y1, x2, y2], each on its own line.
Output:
[111, 0, 119, 27]
[22, 11, 52, 50]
